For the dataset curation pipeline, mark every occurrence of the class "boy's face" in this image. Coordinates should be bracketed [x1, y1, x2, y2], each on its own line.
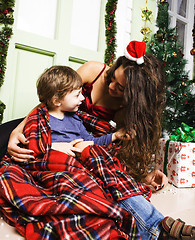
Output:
[59, 88, 84, 112]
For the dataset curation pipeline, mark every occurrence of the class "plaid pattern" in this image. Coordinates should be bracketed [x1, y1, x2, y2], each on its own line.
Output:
[76, 110, 115, 136]
[0, 104, 151, 240]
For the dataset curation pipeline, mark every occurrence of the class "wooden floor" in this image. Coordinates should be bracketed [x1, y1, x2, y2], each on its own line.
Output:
[0, 184, 195, 239]
[151, 183, 195, 225]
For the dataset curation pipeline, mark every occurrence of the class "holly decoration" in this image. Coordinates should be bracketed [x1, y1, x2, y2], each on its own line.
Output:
[141, 0, 153, 43]
[0, 0, 15, 123]
[148, 0, 195, 133]
[104, 0, 118, 66]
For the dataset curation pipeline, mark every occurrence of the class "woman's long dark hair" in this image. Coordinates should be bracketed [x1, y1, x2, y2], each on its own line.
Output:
[106, 53, 166, 181]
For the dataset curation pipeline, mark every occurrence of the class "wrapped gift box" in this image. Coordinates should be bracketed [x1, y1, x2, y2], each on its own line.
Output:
[156, 138, 195, 188]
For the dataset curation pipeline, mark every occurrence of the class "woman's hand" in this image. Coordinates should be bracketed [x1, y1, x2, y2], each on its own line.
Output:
[7, 131, 34, 162]
[51, 139, 84, 157]
[144, 170, 168, 191]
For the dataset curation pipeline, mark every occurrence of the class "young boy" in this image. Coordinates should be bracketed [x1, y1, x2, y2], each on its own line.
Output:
[36, 65, 127, 157]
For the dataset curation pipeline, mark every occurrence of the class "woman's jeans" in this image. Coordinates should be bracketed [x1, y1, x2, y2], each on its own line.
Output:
[119, 195, 164, 240]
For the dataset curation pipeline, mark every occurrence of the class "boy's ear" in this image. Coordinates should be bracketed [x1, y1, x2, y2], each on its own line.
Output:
[52, 97, 61, 107]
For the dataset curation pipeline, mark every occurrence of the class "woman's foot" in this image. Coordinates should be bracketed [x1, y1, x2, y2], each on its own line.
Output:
[160, 216, 195, 239]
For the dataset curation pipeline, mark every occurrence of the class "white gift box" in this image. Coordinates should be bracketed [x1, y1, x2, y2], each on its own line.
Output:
[156, 138, 195, 188]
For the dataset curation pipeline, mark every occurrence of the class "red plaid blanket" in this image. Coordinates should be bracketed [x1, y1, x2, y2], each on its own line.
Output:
[0, 105, 151, 240]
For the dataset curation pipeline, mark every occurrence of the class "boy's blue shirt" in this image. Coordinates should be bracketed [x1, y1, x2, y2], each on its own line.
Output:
[49, 112, 113, 146]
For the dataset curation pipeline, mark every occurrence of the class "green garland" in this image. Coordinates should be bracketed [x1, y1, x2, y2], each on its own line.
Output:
[104, 0, 118, 66]
[0, 0, 15, 123]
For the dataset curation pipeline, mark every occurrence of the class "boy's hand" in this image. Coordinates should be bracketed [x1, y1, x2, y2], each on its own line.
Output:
[74, 141, 94, 152]
[112, 128, 136, 142]
[51, 139, 84, 157]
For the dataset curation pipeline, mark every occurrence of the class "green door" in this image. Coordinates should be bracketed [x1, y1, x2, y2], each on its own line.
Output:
[1, 0, 106, 122]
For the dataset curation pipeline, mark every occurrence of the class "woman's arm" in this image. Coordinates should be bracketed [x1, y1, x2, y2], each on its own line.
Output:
[7, 104, 43, 161]
[7, 117, 35, 161]
[77, 61, 106, 84]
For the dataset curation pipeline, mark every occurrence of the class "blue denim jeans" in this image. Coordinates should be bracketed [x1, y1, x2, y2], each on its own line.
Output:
[119, 195, 164, 240]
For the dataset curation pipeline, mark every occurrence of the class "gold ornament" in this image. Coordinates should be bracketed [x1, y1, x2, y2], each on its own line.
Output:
[6, 13, 12, 18]
[141, 8, 152, 22]
[190, 48, 195, 55]
[140, 0, 153, 43]
[141, 27, 152, 35]
[142, 36, 149, 43]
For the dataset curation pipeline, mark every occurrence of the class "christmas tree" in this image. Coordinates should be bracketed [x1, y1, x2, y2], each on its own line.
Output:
[148, 0, 195, 134]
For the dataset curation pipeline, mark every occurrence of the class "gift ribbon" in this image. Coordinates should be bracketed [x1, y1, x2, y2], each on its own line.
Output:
[163, 123, 194, 175]
[169, 122, 195, 142]
[163, 140, 170, 175]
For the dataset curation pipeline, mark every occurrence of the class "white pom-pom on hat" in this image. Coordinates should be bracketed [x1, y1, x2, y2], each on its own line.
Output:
[124, 40, 146, 65]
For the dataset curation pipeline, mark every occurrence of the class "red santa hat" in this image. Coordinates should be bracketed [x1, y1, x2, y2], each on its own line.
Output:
[124, 40, 146, 65]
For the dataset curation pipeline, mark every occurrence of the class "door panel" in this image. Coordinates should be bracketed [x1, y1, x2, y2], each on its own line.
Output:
[70, 0, 101, 51]
[17, 0, 58, 39]
[1, 0, 106, 122]
[12, 46, 54, 119]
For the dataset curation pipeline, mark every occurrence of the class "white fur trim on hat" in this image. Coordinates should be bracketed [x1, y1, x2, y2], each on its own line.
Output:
[124, 40, 146, 65]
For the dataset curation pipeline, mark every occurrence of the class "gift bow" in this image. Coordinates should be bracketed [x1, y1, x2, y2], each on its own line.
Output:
[163, 123, 194, 175]
[169, 122, 195, 142]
